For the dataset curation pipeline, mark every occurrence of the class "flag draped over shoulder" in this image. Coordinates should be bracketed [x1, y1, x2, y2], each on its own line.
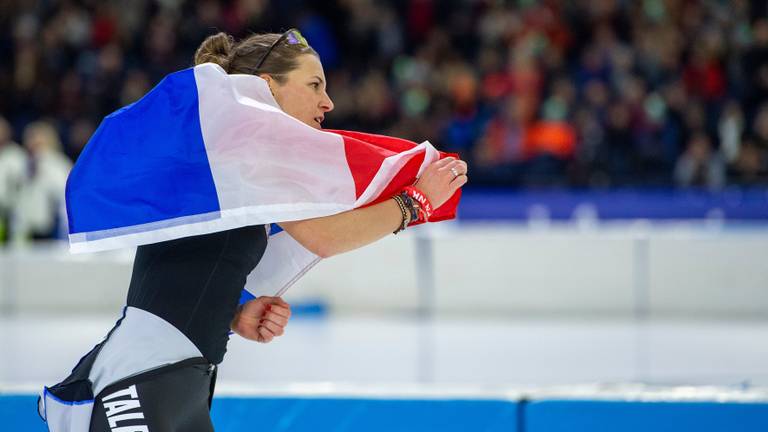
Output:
[66, 63, 461, 298]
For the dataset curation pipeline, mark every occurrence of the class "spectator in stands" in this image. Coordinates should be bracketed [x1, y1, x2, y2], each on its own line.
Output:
[730, 102, 768, 184]
[732, 138, 768, 185]
[718, 100, 745, 165]
[600, 100, 634, 184]
[750, 103, 768, 155]
[0, 117, 27, 245]
[743, 19, 768, 118]
[11, 121, 71, 242]
[674, 131, 725, 189]
[473, 96, 529, 185]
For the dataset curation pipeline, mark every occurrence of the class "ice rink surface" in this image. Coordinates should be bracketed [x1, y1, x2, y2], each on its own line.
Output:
[2, 313, 767, 393]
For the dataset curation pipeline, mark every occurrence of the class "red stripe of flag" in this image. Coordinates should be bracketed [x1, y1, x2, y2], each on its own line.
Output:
[332, 130, 461, 222]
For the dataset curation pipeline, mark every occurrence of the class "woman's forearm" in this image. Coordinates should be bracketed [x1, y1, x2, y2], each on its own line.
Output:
[279, 156, 468, 258]
[278, 199, 403, 258]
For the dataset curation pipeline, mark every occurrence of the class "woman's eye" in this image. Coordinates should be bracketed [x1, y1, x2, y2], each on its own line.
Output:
[311, 82, 320, 89]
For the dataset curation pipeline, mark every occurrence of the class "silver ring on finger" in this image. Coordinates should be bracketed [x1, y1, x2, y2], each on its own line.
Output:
[450, 167, 460, 178]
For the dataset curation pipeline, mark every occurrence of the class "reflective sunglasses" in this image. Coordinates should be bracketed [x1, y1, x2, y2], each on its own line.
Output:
[253, 28, 309, 72]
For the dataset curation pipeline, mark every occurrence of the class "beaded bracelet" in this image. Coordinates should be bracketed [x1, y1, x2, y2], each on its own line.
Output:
[392, 194, 410, 234]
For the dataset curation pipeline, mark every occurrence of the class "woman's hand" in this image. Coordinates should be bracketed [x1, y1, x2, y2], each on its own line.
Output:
[231, 296, 292, 343]
[413, 157, 468, 208]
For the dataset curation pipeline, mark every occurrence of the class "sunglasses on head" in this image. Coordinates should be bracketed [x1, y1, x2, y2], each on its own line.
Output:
[253, 28, 309, 72]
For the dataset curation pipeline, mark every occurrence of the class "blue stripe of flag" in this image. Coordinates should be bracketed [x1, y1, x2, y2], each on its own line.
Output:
[66, 68, 220, 234]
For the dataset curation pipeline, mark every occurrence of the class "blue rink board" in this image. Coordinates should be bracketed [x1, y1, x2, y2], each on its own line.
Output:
[1, 395, 518, 432]
[4, 394, 768, 431]
[525, 400, 768, 432]
[2, 395, 46, 432]
[210, 397, 519, 432]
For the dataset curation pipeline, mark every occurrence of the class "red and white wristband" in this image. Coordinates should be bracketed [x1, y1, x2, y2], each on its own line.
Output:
[402, 185, 434, 222]
[391, 185, 435, 235]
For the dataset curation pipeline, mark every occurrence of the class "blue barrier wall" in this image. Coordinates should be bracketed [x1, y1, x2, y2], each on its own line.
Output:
[211, 398, 519, 432]
[5, 394, 767, 431]
[2, 395, 47, 431]
[3, 395, 519, 431]
[525, 400, 768, 432]
[458, 188, 768, 220]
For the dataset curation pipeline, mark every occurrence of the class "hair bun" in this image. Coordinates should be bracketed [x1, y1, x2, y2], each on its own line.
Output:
[194, 32, 234, 70]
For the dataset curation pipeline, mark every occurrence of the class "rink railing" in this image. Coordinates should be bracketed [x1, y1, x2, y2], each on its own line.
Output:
[3, 383, 768, 431]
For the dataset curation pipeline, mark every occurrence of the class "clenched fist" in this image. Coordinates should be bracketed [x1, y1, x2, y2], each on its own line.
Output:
[231, 296, 292, 343]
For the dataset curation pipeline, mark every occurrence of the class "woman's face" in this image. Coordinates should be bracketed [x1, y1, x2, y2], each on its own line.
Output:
[263, 54, 334, 129]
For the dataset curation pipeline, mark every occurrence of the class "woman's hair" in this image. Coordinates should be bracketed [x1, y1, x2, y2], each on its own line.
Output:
[194, 31, 318, 84]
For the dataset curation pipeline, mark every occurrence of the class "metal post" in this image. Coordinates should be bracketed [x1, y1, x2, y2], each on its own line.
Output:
[633, 235, 650, 320]
[414, 231, 436, 319]
[414, 229, 436, 383]
[632, 233, 651, 383]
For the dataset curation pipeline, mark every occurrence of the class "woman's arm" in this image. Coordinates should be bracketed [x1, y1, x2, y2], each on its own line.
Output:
[279, 157, 468, 258]
[279, 199, 403, 258]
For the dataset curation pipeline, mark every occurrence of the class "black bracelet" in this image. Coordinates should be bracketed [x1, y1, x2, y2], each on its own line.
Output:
[401, 193, 421, 223]
[392, 195, 409, 234]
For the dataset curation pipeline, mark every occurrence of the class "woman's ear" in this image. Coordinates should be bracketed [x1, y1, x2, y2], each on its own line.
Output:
[258, 74, 278, 100]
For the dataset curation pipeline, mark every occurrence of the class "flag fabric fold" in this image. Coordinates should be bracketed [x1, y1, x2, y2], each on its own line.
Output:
[65, 63, 461, 297]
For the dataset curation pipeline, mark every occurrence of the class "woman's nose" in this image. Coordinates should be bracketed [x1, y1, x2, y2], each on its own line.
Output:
[320, 91, 334, 112]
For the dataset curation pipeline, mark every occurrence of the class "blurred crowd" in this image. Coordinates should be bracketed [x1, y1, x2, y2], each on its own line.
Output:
[2, 0, 768, 242]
